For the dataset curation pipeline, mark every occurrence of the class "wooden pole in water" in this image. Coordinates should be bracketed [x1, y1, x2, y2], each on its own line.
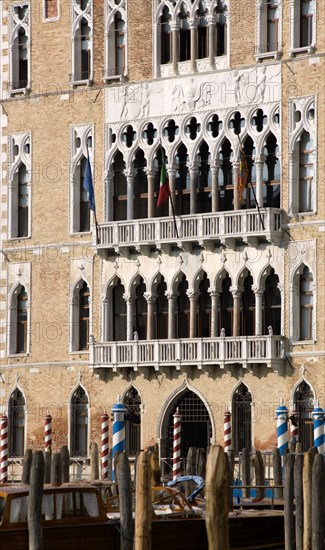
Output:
[51, 452, 62, 485]
[43, 451, 51, 483]
[241, 448, 251, 498]
[116, 452, 133, 550]
[22, 448, 33, 484]
[226, 450, 234, 511]
[148, 447, 161, 487]
[272, 447, 283, 499]
[134, 450, 152, 550]
[303, 449, 314, 550]
[311, 453, 325, 550]
[205, 445, 230, 550]
[90, 442, 99, 480]
[294, 453, 304, 550]
[197, 448, 206, 479]
[283, 452, 295, 550]
[60, 445, 70, 482]
[254, 450, 265, 500]
[28, 450, 45, 550]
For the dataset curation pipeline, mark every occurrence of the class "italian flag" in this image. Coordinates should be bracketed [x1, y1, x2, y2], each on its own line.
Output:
[157, 151, 170, 207]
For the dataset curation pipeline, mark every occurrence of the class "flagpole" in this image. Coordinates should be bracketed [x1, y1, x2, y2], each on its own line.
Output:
[168, 189, 179, 240]
[237, 135, 265, 231]
[158, 143, 179, 240]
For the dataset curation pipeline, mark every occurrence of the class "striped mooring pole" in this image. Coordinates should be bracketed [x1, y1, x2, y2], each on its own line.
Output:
[112, 397, 126, 482]
[101, 412, 109, 480]
[276, 400, 288, 456]
[173, 408, 182, 480]
[0, 415, 8, 483]
[44, 414, 52, 453]
[290, 407, 298, 445]
[223, 410, 232, 452]
[312, 400, 325, 454]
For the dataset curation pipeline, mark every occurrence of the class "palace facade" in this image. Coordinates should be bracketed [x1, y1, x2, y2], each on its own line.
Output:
[0, 0, 324, 468]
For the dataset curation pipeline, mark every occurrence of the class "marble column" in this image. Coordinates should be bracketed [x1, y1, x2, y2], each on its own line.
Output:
[187, 290, 199, 338]
[145, 167, 157, 219]
[189, 19, 197, 72]
[102, 296, 112, 341]
[209, 160, 221, 212]
[232, 159, 240, 211]
[144, 292, 157, 340]
[171, 24, 179, 75]
[188, 161, 199, 214]
[124, 167, 134, 220]
[288, 150, 298, 213]
[207, 16, 216, 69]
[231, 287, 241, 337]
[253, 287, 264, 336]
[123, 293, 134, 341]
[208, 288, 220, 337]
[166, 291, 177, 339]
[105, 174, 114, 221]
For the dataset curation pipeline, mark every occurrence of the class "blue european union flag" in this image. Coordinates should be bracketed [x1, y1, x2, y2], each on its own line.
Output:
[84, 155, 96, 213]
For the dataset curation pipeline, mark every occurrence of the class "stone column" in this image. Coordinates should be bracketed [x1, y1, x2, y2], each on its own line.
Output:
[187, 290, 199, 338]
[124, 167, 134, 220]
[145, 167, 157, 219]
[209, 288, 219, 337]
[102, 296, 112, 341]
[209, 160, 221, 212]
[207, 16, 216, 69]
[171, 23, 179, 75]
[167, 166, 177, 217]
[231, 159, 240, 211]
[166, 291, 177, 339]
[189, 18, 197, 72]
[288, 150, 298, 214]
[105, 174, 114, 221]
[254, 155, 265, 209]
[253, 286, 264, 336]
[188, 161, 199, 214]
[123, 293, 134, 341]
[144, 292, 157, 340]
[230, 287, 241, 337]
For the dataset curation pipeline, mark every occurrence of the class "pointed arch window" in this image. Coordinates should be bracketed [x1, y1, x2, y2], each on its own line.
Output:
[175, 144, 190, 215]
[133, 150, 148, 219]
[197, 141, 211, 213]
[160, 6, 171, 64]
[80, 157, 90, 232]
[124, 387, 141, 456]
[240, 274, 255, 336]
[17, 287, 28, 353]
[176, 274, 190, 338]
[197, 2, 208, 59]
[179, 4, 191, 62]
[290, 0, 316, 53]
[113, 279, 127, 341]
[263, 133, 280, 207]
[197, 273, 211, 337]
[70, 386, 89, 457]
[79, 281, 90, 350]
[113, 152, 127, 221]
[218, 275, 233, 336]
[154, 277, 168, 339]
[299, 131, 315, 213]
[133, 278, 147, 340]
[219, 139, 233, 211]
[10, 4, 30, 92]
[263, 269, 281, 335]
[233, 384, 252, 454]
[72, 0, 92, 83]
[293, 381, 313, 451]
[299, 266, 313, 341]
[105, 1, 127, 79]
[8, 388, 26, 457]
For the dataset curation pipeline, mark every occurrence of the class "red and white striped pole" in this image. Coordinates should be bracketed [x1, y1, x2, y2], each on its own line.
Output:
[224, 410, 232, 452]
[101, 412, 109, 480]
[172, 408, 182, 480]
[0, 415, 8, 483]
[44, 414, 52, 453]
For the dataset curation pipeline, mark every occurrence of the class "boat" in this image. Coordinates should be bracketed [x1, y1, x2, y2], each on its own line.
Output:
[0, 483, 119, 550]
[0, 482, 285, 550]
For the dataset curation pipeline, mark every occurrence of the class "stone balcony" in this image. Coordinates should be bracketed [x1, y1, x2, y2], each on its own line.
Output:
[96, 208, 283, 254]
[89, 335, 285, 373]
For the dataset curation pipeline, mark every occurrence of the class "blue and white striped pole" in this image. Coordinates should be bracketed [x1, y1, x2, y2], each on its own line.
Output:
[112, 396, 127, 482]
[312, 400, 325, 455]
[276, 400, 288, 457]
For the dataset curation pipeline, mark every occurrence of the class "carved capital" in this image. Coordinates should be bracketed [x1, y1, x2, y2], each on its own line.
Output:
[122, 293, 133, 303]
[165, 291, 178, 301]
[186, 290, 199, 300]
[143, 292, 157, 304]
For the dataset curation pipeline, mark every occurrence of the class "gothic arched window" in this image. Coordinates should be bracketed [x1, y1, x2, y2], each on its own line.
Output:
[233, 383, 252, 454]
[8, 388, 26, 457]
[70, 386, 89, 457]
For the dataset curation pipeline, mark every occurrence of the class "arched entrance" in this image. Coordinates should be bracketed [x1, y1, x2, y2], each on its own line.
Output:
[163, 390, 212, 468]
[293, 380, 314, 451]
[232, 383, 252, 454]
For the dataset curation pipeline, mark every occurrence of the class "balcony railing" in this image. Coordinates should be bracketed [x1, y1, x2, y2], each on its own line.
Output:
[90, 335, 285, 371]
[97, 208, 283, 251]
